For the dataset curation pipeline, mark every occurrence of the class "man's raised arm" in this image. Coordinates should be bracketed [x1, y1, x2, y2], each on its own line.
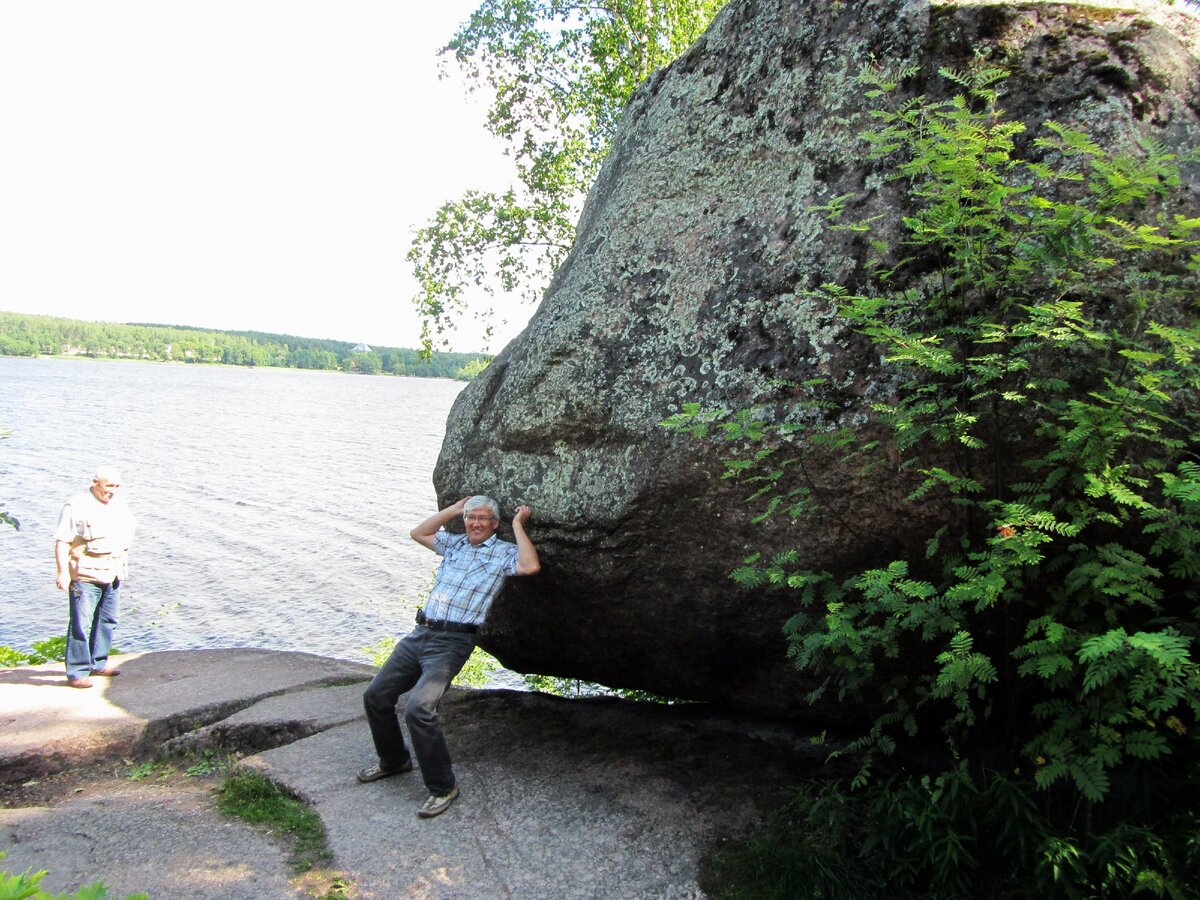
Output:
[410, 496, 469, 551]
[512, 505, 541, 576]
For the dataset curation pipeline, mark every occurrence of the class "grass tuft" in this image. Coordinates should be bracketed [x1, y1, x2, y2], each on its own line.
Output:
[216, 770, 332, 873]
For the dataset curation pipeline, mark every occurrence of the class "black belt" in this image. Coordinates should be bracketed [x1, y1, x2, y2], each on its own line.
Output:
[416, 609, 479, 634]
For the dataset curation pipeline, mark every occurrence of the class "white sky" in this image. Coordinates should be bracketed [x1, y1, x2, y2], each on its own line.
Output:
[0, 1, 531, 354]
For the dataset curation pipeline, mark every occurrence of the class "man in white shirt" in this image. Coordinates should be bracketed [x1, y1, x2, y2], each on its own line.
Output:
[54, 466, 136, 688]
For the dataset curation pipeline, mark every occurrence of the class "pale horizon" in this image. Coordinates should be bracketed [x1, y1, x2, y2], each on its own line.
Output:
[0, 1, 531, 356]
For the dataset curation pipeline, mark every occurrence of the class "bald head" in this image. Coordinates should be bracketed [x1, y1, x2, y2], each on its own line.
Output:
[93, 466, 123, 484]
[90, 467, 123, 504]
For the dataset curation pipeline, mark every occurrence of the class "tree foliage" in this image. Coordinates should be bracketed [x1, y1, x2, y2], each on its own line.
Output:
[0, 312, 488, 381]
[666, 64, 1200, 809]
[409, 0, 728, 351]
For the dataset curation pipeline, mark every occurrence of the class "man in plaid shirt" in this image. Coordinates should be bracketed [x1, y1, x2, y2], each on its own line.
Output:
[358, 494, 540, 818]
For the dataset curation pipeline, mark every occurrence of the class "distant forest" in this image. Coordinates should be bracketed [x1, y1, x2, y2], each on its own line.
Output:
[0, 311, 491, 381]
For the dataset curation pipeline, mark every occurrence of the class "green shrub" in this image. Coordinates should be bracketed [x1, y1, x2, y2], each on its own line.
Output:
[703, 781, 883, 899]
[0, 646, 28, 668]
[0, 852, 146, 900]
[359, 635, 398, 668]
[0, 637, 70, 667]
[26, 637, 68, 665]
[455, 646, 503, 687]
[667, 62, 1200, 803]
[703, 767, 1200, 899]
[677, 58, 1200, 900]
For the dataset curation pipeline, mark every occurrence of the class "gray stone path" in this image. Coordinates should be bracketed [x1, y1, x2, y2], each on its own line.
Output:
[0, 778, 296, 899]
[1, 649, 822, 898]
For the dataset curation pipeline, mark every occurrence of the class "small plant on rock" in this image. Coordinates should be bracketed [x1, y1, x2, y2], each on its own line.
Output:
[0, 852, 147, 900]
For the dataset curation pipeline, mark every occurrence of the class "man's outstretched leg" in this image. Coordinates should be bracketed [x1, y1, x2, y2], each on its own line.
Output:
[359, 636, 420, 782]
[405, 630, 474, 817]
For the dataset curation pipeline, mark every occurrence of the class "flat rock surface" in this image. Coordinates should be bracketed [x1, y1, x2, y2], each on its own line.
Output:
[0, 648, 375, 782]
[1, 649, 826, 898]
[0, 777, 296, 899]
[245, 690, 815, 899]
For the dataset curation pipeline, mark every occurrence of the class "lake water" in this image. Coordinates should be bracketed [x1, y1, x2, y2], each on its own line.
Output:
[0, 356, 468, 665]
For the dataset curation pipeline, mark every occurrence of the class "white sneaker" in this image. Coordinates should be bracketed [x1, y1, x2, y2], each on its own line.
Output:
[417, 783, 460, 818]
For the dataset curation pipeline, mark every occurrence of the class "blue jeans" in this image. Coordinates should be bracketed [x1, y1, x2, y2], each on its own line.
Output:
[362, 626, 475, 795]
[66, 578, 120, 679]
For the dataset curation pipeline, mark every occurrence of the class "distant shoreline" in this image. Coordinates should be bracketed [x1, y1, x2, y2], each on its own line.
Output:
[0, 310, 491, 381]
[1, 352, 467, 382]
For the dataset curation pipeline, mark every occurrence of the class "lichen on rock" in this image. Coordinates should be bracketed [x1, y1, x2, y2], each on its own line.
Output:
[434, 0, 1200, 718]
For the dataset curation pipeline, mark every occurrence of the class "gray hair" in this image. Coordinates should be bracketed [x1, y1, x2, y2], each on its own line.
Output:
[92, 465, 123, 485]
[463, 495, 500, 521]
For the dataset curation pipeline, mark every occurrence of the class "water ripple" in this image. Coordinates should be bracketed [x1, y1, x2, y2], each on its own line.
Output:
[0, 357, 465, 663]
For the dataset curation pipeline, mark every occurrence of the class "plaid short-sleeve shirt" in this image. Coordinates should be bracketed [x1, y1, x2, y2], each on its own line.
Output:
[423, 530, 520, 626]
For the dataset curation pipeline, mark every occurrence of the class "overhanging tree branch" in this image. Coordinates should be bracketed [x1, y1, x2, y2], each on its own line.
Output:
[410, 0, 729, 353]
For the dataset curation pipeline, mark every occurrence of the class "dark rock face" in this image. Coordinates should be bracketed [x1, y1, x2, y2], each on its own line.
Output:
[435, 0, 1200, 718]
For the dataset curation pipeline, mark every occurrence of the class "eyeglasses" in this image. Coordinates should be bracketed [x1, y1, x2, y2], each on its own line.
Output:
[465, 514, 496, 523]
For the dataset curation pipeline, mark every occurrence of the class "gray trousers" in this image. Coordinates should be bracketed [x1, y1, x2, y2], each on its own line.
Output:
[362, 626, 475, 795]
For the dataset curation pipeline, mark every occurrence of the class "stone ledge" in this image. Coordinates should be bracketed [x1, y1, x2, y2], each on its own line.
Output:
[0, 648, 374, 784]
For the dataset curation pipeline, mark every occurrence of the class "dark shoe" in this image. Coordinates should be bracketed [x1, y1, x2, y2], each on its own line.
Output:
[417, 783, 460, 818]
[356, 759, 412, 783]
[68, 676, 94, 689]
[91, 667, 121, 676]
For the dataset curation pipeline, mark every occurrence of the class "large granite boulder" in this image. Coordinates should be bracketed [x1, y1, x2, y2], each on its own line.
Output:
[435, 0, 1200, 719]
